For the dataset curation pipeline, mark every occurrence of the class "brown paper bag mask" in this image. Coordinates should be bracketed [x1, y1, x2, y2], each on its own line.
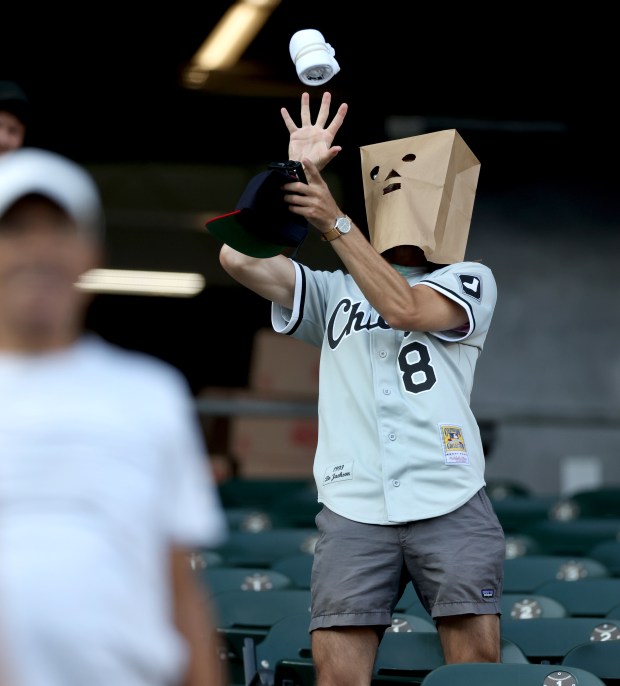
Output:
[360, 129, 480, 264]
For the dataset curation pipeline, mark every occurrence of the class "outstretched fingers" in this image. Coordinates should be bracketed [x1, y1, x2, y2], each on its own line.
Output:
[314, 91, 334, 128]
[299, 91, 312, 127]
[325, 102, 349, 139]
[280, 106, 297, 134]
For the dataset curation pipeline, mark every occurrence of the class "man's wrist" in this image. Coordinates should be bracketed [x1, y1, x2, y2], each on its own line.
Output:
[321, 215, 352, 242]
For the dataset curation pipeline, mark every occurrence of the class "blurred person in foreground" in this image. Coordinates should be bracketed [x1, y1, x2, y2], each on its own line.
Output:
[217, 91, 503, 682]
[0, 81, 29, 155]
[0, 147, 228, 686]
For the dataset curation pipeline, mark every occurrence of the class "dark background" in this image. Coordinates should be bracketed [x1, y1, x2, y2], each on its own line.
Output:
[3, 4, 614, 176]
[1, 3, 617, 397]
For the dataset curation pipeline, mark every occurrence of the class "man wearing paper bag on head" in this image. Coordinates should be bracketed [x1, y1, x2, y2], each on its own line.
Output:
[219, 91, 504, 681]
[360, 129, 481, 264]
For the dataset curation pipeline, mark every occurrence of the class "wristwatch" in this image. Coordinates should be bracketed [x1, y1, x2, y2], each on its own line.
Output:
[321, 215, 351, 242]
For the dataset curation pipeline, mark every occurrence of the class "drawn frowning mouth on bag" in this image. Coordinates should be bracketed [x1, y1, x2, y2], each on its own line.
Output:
[383, 170, 401, 195]
[383, 182, 401, 194]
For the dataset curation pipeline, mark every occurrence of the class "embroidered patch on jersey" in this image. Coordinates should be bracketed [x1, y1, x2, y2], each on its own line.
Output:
[439, 424, 469, 464]
[456, 273, 482, 302]
[323, 462, 353, 485]
[481, 589, 495, 599]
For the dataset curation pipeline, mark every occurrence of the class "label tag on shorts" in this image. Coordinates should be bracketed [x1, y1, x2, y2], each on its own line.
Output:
[481, 589, 495, 598]
[439, 424, 469, 464]
[323, 462, 353, 485]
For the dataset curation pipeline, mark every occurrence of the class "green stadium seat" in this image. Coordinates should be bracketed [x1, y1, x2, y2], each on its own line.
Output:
[225, 507, 275, 532]
[388, 613, 437, 633]
[212, 588, 312, 686]
[210, 528, 319, 568]
[268, 485, 321, 528]
[501, 593, 569, 618]
[420, 663, 606, 686]
[588, 540, 620, 577]
[550, 487, 620, 520]
[524, 518, 620, 556]
[500, 616, 620, 663]
[270, 553, 313, 589]
[561, 639, 620, 684]
[535, 578, 620, 617]
[503, 555, 609, 593]
[371, 631, 528, 685]
[489, 494, 557, 534]
[218, 478, 313, 510]
[395, 584, 428, 615]
[244, 612, 313, 686]
[197, 566, 294, 595]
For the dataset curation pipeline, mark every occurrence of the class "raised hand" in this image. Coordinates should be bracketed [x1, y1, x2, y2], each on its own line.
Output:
[281, 91, 348, 171]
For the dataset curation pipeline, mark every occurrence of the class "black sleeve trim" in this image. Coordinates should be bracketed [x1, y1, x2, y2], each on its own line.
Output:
[286, 262, 306, 337]
[418, 279, 477, 333]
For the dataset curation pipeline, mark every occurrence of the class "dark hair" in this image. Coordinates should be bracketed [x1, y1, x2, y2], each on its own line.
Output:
[0, 81, 30, 126]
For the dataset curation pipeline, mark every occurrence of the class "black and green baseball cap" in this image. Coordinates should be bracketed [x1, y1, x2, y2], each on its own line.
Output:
[206, 168, 308, 258]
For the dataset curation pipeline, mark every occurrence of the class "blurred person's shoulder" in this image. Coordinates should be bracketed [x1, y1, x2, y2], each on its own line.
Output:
[78, 333, 194, 402]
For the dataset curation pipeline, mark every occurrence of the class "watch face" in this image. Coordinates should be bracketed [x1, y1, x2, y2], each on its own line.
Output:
[543, 671, 577, 686]
[336, 216, 351, 233]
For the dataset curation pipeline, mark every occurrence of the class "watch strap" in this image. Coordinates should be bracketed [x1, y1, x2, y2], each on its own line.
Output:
[321, 226, 343, 242]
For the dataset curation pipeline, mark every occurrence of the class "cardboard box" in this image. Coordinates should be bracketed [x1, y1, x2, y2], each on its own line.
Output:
[197, 327, 321, 477]
[229, 415, 318, 478]
[249, 328, 320, 397]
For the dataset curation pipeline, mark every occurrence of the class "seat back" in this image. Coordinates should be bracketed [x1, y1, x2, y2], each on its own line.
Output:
[268, 486, 321, 528]
[587, 540, 620, 577]
[218, 477, 313, 509]
[213, 588, 312, 631]
[555, 488, 620, 520]
[489, 493, 557, 534]
[394, 584, 429, 616]
[562, 639, 620, 682]
[198, 567, 294, 595]
[536, 578, 620, 617]
[224, 507, 275, 532]
[389, 613, 437, 633]
[524, 518, 620, 556]
[420, 663, 606, 686]
[501, 592, 568, 618]
[501, 616, 620, 663]
[212, 588, 312, 685]
[270, 553, 313, 589]
[503, 555, 609, 593]
[373, 631, 446, 682]
[211, 528, 319, 568]
[244, 612, 314, 686]
[371, 630, 529, 684]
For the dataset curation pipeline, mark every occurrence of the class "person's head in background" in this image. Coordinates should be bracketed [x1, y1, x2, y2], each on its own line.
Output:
[0, 148, 104, 354]
[0, 81, 29, 155]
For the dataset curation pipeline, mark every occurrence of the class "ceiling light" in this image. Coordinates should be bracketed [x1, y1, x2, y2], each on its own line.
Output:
[76, 269, 206, 297]
[183, 0, 281, 88]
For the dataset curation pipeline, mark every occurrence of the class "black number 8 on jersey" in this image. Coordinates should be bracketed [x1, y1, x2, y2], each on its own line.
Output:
[398, 342, 437, 394]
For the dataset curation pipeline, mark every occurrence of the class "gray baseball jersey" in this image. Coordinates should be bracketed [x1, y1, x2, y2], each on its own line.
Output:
[271, 260, 497, 525]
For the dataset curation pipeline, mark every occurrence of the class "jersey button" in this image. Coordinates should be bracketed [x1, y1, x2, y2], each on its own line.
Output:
[388, 433, 396, 441]
[379, 350, 387, 358]
[383, 388, 391, 395]
[392, 480, 400, 487]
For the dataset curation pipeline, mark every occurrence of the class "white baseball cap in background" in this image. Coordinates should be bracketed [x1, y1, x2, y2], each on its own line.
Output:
[289, 29, 340, 86]
[0, 147, 104, 239]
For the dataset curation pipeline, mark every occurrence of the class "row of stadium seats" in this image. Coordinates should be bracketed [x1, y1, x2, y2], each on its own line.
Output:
[207, 588, 620, 686]
[196, 552, 620, 684]
[197, 560, 620, 619]
[217, 478, 620, 558]
[205, 478, 620, 685]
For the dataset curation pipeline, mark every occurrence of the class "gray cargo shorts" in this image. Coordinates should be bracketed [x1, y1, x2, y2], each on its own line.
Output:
[309, 488, 505, 633]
